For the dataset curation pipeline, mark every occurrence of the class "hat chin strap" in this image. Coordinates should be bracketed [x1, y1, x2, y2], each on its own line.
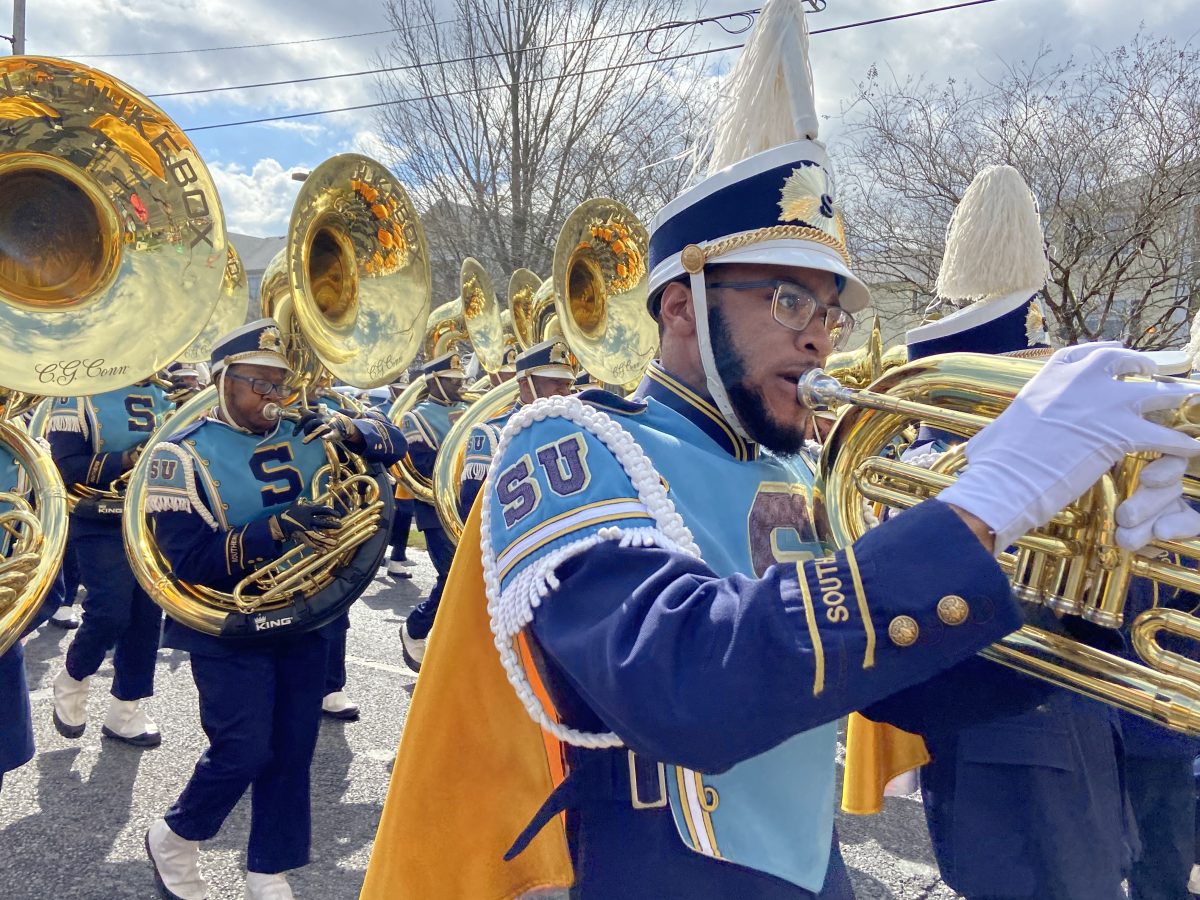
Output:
[215, 371, 256, 435]
[689, 270, 751, 440]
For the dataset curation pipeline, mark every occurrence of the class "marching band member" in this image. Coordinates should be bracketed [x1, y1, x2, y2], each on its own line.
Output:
[361, 1, 1200, 897]
[873, 166, 1134, 900]
[397, 353, 468, 672]
[457, 338, 578, 521]
[140, 320, 405, 900]
[47, 377, 171, 746]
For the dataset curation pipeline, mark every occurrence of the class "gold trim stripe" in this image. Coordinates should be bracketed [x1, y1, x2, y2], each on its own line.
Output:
[674, 767, 702, 850]
[646, 365, 750, 462]
[845, 545, 876, 670]
[796, 561, 826, 696]
[693, 771, 721, 857]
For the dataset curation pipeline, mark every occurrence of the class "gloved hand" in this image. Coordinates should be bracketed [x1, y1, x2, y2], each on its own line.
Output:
[120, 440, 149, 471]
[292, 409, 361, 445]
[938, 342, 1200, 552]
[1113, 454, 1200, 550]
[272, 499, 343, 551]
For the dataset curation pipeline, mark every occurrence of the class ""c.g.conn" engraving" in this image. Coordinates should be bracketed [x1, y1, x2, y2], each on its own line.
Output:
[35, 359, 131, 387]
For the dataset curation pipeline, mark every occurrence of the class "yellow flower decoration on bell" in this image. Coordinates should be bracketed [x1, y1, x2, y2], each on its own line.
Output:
[778, 165, 847, 248]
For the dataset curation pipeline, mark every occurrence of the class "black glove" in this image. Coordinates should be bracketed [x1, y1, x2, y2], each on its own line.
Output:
[273, 499, 343, 550]
[120, 440, 149, 471]
[292, 408, 359, 445]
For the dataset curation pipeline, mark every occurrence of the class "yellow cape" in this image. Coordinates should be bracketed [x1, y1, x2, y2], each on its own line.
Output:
[360, 499, 574, 900]
[840, 713, 930, 815]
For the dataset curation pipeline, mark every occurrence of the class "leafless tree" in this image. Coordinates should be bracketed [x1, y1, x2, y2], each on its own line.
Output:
[373, 0, 710, 300]
[835, 33, 1200, 349]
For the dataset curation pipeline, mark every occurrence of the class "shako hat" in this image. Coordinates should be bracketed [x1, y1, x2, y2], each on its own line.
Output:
[646, 0, 869, 438]
[210, 318, 289, 375]
[516, 339, 577, 381]
[423, 351, 466, 379]
[908, 165, 1051, 361]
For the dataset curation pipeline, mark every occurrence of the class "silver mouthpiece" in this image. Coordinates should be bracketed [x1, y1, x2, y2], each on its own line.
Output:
[262, 402, 285, 422]
[796, 369, 849, 412]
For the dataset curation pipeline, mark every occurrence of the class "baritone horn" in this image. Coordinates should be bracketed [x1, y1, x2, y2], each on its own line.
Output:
[0, 55, 231, 649]
[124, 153, 429, 638]
[800, 351, 1200, 735]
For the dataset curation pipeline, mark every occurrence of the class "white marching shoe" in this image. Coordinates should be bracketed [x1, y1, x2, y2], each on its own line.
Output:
[400, 620, 425, 673]
[385, 559, 412, 579]
[102, 697, 162, 747]
[321, 690, 360, 721]
[1189, 863, 1200, 894]
[145, 818, 208, 900]
[245, 871, 295, 900]
[51, 668, 90, 738]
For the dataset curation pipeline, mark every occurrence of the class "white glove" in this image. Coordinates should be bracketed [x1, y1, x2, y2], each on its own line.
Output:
[938, 342, 1200, 552]
[1113, 454, 1200, 550]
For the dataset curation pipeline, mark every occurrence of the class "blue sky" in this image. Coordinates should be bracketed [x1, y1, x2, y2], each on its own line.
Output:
[10, 0, 1198, 236]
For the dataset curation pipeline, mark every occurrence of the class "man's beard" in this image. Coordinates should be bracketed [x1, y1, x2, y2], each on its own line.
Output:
[710, 306, 807, 455]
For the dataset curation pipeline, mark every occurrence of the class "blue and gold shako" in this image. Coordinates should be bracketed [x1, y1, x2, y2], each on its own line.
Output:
[210, 318, 290, 375]
[648, 142, 870, 315]
[423, 352, 465, 379]
[516, 339, 577, 381]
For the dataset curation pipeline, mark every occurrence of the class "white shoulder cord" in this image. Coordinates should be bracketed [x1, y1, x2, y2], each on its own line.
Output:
[481, 394, 702, 749]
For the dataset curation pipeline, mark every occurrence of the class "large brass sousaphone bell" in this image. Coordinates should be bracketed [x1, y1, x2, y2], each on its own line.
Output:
[0, 56, 230, 651]
[123, 154, 430, 638]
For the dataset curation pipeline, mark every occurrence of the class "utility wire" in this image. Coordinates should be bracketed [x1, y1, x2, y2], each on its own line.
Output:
[150, 9, 761, 99]
[183, 0, 1003, 133]
[57, 20, 458, 59]
[185, 42, 741, 132]
[59, 0, 827, 60]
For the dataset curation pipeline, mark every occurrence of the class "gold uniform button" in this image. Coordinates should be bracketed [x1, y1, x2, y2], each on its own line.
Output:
[888, 615, 920, 647]
[937, 595, 970, 626]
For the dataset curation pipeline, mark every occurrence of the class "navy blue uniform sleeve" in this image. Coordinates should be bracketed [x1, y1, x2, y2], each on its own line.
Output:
[409, 446, 437, 479]
[48, 429, 129, 489]
[349, 412, 407, 466]
[459, 476, 484, 522]
[529, 499, 1017, 773]
[154, 509, 279, 590]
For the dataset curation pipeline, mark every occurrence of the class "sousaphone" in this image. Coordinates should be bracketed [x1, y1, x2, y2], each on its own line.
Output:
[124, 154, 429, 638]
[0, 56, 230, 650]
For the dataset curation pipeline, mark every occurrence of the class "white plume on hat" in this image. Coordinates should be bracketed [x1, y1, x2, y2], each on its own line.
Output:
[936, 165, 1050, 302]
[1185, 311, 1200, 371]
[703, 0, 819, 174]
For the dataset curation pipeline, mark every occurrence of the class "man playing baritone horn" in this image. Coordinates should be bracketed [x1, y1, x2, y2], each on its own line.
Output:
[360, 1, 1200, 898]
[140, 319, 406, 900]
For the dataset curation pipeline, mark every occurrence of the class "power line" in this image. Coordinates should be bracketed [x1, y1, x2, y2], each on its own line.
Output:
[56, 20, 458, 60]
[183, 0, 1004, 133]
[185, 42, 741, 132]
[149, 10, 760, 99]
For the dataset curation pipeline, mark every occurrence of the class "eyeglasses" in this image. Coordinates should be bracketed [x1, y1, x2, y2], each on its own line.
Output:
[707, 279, 856, 350]
[225, 372, 288, 398]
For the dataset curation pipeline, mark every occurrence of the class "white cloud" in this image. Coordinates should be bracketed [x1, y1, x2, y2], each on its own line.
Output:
[210, 158, 305, 236]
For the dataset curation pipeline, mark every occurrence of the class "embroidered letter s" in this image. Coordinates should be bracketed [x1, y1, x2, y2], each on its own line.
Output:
[496, 455, 541, 528]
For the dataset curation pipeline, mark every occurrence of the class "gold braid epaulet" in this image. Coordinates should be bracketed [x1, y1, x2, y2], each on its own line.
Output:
[680, 225, 852, 273]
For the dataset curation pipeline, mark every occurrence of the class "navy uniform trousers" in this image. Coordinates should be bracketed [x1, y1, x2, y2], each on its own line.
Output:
[403, 502, 455, 641]
[323, 612, 350, 697]
[165, 626, 330, 874]
[389, 498, 414, 563]
[0, 641, 34, 793]
[65, 519, 161, 700]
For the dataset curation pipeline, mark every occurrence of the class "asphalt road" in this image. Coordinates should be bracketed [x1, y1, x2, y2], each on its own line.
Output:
[0, 546, 960, 900]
